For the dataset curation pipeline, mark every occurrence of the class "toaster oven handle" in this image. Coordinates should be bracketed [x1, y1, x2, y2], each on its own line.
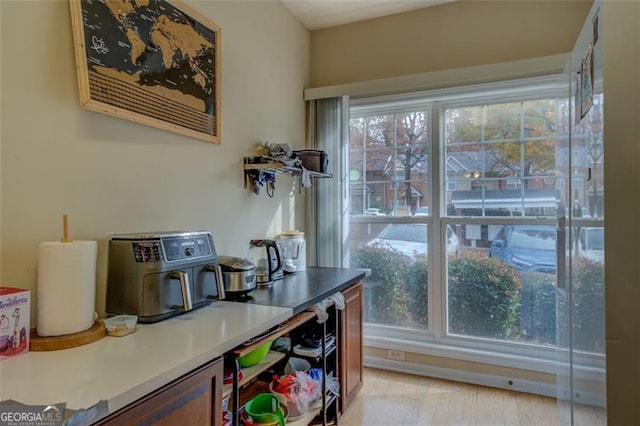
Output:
[204, 264, 226, 301]
[169, 270, 192, 312]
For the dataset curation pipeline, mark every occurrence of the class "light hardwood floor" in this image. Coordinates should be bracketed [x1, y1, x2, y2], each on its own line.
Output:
[339, 368, 606, 426]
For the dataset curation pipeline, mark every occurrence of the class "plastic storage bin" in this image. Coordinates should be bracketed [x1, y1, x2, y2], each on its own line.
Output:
[104, 315, 137, 337]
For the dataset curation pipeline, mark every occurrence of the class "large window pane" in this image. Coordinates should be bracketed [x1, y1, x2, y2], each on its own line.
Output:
[348, 108, 431, 332]
[572, 225, 605, 352]
[349, 222, 429, 330]
[349, 111, 430, 216]
[448, 224, 558, 344]
[445, 102, 559, 217]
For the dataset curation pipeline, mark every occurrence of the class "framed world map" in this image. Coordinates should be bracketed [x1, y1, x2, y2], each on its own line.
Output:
[70, 0, 221, 144]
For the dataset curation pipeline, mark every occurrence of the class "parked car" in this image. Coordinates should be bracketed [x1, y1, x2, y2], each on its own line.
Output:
[577, 227, 604, 263]
[364, 208, 384, 216]
[489, 225, 557, 274]
[367, 223, 458, 258]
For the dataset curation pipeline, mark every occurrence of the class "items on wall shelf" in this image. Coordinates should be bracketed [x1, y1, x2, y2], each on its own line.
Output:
[243, 143, 332, 196]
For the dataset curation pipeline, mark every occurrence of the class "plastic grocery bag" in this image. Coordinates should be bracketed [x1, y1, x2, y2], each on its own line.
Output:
[271, 371, 320, 416]
[309, 368, 340, 398]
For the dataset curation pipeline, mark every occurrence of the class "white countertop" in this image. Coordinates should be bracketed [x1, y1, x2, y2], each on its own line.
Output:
[0, 302, 292, 422]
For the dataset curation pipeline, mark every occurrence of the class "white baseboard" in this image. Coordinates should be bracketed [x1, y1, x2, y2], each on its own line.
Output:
[363, 354, 606, 408]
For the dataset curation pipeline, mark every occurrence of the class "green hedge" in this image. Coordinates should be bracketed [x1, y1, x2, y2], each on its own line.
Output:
[516, 260, 605, 351]
[405, 256, 428, 326]
[448, 253, 521, 339]
[350, 245, 412, 326]
[351, 247, 604, 353]
[572, 258, 605, 352]
[518, 272, 557, 345]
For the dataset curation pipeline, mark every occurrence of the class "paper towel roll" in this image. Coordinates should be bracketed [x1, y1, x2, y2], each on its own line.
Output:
[37, 240, 97, 336]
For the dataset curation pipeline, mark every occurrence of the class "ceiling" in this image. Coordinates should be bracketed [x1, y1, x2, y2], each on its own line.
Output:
[280, 0, 457, 30]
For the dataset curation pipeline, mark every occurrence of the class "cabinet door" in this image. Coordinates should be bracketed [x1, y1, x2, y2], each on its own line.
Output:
[339, 281, 363, 412]
[97, 357, 223, 426]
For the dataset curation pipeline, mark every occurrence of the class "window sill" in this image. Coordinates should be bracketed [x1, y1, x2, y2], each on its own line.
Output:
[363, 332, 605, 382]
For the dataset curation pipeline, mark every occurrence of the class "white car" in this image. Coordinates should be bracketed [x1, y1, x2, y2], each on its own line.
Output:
[577, 227, 604, 263]
[364, 208, 384, 216]
[414, 206, 429, 216]
[367, 223, 458, 258]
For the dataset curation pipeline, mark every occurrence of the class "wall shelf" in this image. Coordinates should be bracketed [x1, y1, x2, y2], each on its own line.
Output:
[243, 156, 332, 194]
[243, 162, 332, 179]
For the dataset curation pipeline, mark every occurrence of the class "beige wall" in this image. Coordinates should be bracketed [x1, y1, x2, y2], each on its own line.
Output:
[311, 0, 592, 87]
[603, 2, 640, 424]
[0, 0, 309, 322]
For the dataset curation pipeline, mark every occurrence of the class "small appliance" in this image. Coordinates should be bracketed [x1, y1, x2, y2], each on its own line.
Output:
[106, 231, 225, 323]
[218, 256, 257, 296]
[275, 230, 306, 273]
[293, 150, 329, 174]
[247, 239, 283, 287]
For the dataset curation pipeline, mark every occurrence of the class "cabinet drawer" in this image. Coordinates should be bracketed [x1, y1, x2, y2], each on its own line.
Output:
[96, 358, 223, 426]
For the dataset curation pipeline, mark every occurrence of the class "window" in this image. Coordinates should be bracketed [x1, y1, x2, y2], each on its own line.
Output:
[346, 76, 605, 364]
[348, 108, 431, 330]
[349, 111, 430, 217]
[445, 100, 558, 218]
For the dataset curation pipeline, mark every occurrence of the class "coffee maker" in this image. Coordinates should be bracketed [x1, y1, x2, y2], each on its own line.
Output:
[247, 239, 283, 287]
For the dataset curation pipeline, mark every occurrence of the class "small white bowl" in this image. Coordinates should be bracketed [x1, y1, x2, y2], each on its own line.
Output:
[104, 315, 138, 337]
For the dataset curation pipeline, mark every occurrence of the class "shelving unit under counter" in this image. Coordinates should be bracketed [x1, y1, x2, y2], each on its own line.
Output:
[224, 306, 340, 426]
[222, 269, 366, 425]
[224, 311, 317, 425]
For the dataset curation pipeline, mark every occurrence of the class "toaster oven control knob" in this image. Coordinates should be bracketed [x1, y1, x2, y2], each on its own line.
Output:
[184, 247, 195, 256]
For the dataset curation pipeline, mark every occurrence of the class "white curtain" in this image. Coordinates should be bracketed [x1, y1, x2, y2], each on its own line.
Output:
[306, 96, 349, 267]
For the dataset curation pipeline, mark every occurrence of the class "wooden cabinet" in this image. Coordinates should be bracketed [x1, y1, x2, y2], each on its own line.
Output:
[339, 281, 363, 413]
[96, 358, 223, 426]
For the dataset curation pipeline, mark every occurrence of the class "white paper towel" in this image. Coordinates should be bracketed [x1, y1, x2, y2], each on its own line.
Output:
[37, 240, 97, 336]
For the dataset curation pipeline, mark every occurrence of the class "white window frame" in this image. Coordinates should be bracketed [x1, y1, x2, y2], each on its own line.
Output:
[348, 75, 605, 381]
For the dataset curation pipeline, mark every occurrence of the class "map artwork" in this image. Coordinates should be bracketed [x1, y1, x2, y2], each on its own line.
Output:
[71, 0, 221, 143]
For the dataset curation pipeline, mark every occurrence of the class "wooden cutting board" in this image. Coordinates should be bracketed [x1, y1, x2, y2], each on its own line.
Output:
[30, 320, 106, 351]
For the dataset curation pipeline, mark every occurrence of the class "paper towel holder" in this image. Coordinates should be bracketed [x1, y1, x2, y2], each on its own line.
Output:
[61, 214, 73, 243]
[30, 214, 107, 349]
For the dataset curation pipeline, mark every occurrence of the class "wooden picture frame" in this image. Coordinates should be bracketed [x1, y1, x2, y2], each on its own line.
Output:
[69, 0, 221, 144]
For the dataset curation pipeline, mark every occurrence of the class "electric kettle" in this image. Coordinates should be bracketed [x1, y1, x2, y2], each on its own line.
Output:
[247, 239, 284, 286]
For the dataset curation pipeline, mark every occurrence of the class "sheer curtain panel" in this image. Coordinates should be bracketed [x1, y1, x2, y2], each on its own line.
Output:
[306, 97, 349, 268]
